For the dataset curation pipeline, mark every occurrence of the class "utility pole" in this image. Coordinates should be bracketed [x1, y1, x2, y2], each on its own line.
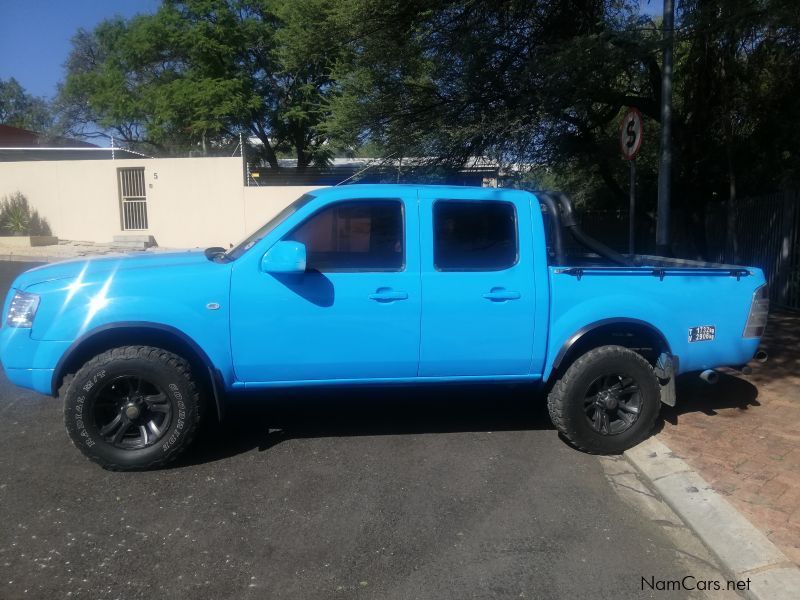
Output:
[656, 0, 675, 255]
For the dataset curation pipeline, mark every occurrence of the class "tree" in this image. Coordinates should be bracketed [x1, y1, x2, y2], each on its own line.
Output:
[58, 0, 342, 167]
[328, 0, 800, 254]
[0, 78, 53, 132]
[55, 0, 800, 250]
[327, 1, 660, 200]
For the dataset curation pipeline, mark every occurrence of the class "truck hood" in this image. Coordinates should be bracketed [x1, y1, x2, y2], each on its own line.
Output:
[12, 250, 210, 290]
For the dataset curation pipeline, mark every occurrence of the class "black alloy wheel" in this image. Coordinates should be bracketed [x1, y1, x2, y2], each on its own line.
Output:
[63, 346, 202, 470]
[93, 375, 173, 449]
[547, 345, 661, 454]
[583, 373, 642, 435]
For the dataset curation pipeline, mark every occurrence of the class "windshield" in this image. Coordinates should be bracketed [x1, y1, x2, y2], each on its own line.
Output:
[225, 193, 316, 260]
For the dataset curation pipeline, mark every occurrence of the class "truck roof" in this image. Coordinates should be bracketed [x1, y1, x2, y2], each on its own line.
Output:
[311, 183, 533, 197]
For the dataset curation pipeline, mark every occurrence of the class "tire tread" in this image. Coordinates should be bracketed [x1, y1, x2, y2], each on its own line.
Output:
[547, 345, 660, 454]
[61, 345, 201, 471]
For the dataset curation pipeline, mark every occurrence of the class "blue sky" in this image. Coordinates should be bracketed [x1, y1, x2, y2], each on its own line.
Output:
[0, 0, 161, 99]
[640, 0, 662, 16]
[1, 0, 663, 101]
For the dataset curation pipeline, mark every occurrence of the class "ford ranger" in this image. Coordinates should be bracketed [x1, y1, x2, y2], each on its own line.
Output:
[0, 185, 769, 470]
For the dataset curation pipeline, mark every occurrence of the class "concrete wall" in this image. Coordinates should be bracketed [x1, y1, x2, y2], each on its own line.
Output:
[0, 157, 319, 248]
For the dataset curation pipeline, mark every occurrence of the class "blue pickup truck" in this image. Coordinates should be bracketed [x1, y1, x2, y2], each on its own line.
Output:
[0, 185, 768, 470]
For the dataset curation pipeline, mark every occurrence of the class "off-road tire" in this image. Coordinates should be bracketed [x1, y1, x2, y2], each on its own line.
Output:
[547, 345, 660, 454]
[62, 346, 202, 471]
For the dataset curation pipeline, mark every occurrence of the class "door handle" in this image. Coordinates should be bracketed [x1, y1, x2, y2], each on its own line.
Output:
[369, 288, 409, 302]
[482, 289, 521, 301]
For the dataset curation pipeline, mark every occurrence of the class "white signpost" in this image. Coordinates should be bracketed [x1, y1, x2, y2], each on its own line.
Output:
[620, 108, 644, 255]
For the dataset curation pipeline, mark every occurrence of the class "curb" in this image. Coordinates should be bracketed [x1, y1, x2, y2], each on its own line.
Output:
[0, 254, 54, 263]
[625, 438, 800, 600]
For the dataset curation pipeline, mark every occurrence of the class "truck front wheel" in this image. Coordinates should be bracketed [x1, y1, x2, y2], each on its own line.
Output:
[547, 345, 660, 454]
[62, 346, 202, 470]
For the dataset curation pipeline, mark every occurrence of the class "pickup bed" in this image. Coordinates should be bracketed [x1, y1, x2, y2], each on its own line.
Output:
[0, 185, 768, 470]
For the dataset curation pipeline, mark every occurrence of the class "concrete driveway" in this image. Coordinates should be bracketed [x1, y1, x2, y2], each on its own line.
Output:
[0, 261, 730, 599]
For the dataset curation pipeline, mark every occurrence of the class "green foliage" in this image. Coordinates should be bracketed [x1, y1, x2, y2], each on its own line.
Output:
[0, 193, 52, 237]
[326, 1, 660, 195]
[674, 0, 800, 198]
[55, 0, 800, 218]
[0, 78, 54, 132]
[58, 0, 344, 166]
[327, 0, 800, 221]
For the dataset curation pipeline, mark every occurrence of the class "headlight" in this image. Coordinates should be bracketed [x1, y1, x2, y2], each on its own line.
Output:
[6, 290, 40, 328]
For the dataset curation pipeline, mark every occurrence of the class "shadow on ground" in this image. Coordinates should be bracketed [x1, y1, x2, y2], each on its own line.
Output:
[746, 309, 800, 385]
[656, 309, 800, 429]
[657, 373, 760, 430]
[177, 382, 555, 467]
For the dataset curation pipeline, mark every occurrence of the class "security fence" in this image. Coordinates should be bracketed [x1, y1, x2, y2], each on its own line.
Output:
[568, 191, 800, 310]
[707, 191, 800, 310]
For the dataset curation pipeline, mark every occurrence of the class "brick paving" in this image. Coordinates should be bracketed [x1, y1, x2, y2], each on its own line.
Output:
[658, 309, 800, 566]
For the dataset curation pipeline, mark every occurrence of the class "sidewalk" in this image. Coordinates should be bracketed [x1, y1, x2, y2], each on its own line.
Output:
[0, 239, 178, 262]
[657, 309, 800, 566]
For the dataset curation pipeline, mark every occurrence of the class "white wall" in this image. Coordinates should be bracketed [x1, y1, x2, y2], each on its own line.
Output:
[0, 157, 319, 248]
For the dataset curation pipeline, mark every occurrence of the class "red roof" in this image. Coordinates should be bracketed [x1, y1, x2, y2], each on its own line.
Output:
[0, 124, 97, 148]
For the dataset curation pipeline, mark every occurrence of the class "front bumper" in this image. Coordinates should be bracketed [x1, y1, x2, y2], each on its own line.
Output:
[0, 327, 70, 396]
[3, 367, 55, 395]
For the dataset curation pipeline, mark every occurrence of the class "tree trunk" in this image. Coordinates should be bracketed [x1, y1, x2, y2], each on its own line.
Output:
[252, 125, 279, 169]
[725, 137, 737, 264]
[295, 130, 309, 171]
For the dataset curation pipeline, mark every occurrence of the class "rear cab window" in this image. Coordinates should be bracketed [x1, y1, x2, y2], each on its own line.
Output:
[433, 200, 518, 271]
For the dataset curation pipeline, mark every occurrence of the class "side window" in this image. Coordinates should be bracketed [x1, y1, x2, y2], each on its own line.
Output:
[434, 200, 518, 271]
[287, 200, 404, 271]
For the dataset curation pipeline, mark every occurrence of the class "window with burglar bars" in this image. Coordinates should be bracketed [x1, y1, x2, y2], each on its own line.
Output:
[118, 167, 148, 230]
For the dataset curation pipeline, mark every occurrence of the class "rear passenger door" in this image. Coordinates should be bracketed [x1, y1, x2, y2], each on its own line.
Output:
[419, 190, 536, 377]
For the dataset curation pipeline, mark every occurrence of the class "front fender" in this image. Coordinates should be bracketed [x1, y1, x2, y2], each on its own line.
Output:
[25, 271, 233, 386]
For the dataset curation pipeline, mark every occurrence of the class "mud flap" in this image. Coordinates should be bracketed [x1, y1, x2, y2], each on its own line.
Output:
[654, 353, 677, 407]
[208, 366, 225, 421]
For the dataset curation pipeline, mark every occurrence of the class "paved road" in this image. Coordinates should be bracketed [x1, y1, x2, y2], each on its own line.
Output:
[0, 261, 727, 599]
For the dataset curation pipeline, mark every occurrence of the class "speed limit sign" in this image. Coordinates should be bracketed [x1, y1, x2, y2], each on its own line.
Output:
[620, 108, 643, 160]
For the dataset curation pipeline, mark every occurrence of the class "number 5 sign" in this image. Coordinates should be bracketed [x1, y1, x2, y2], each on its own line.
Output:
[620, 108, 644, 161]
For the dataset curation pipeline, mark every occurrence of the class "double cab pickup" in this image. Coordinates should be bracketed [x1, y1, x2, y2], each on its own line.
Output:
[0, 185, 768, 469]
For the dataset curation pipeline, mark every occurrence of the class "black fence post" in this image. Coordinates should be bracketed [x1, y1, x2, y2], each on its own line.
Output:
[240, 133, 248, 186]
[778, 190, 797, 308]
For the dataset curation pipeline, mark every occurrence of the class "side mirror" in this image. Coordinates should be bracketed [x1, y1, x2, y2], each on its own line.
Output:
[261, 241, 307, 274]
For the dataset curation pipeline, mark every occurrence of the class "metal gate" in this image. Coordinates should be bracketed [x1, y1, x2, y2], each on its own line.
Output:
[117, 167, 148, 230]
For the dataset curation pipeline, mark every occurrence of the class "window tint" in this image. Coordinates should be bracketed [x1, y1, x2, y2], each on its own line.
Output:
[287, 200, 404, 271]
[434, 200, 517, 270]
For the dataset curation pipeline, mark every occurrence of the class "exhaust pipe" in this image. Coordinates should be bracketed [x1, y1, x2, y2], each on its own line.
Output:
[754, 350, 768, 363]
[699, 369, 719, 384]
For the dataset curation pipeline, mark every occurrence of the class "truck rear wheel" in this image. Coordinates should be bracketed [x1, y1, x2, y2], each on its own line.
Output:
[62, 346, 202, 471]
[547, 345, 660, 454]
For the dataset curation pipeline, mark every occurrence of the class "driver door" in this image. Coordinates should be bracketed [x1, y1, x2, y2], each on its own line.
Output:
[229, 193, 421, 383]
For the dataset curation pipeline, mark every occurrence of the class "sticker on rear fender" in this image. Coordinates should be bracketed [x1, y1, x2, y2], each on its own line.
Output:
[688, 326, 716, 342]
